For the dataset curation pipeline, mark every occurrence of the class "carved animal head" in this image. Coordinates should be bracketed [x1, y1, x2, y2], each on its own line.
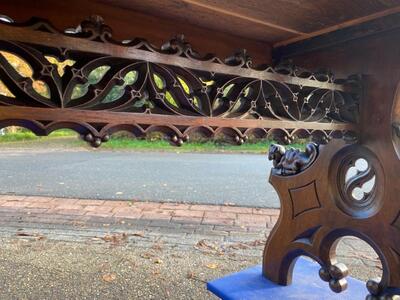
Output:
[268, 144, 286, 166]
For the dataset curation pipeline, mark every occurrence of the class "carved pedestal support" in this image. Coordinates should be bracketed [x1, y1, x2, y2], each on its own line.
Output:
[263, 141, 400, 299]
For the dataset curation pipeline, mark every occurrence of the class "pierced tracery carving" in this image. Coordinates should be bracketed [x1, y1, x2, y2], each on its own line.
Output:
[0, 15, 358, 147]
[0, 11, 398, 300]
[0, 40, 357, 122]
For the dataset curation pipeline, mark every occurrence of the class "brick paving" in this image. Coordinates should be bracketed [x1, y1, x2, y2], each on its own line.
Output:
[0, 195, 276, 228]
[0, 195, 382, 282]
[0, 195, 271, 256]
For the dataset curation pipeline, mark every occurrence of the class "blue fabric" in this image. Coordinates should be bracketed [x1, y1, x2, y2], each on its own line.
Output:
[207, 257, 368, 300]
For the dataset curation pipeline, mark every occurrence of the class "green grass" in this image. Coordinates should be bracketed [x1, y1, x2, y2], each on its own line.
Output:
[0, 129, 76, 142]
[90, 137, 304, 153]
[101, 137, 280, 153]
[0, 130, 306, 153]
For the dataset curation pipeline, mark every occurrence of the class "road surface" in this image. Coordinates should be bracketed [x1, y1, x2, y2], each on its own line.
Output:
[0, 150, 279, 208]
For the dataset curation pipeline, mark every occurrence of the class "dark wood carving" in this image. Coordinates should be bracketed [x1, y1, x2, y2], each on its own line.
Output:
[4, 12, 398, 299]
[268, 143, 318, 175]
[264, 141, 400, 298]
[262, 25, 400, 298]
[0, 15, 358, 147]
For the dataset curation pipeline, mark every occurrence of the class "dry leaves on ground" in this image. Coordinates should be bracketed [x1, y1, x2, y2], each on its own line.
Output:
[228, 243, 251, 250]
[140, 252, 156, 259]
[102, 273, 117, 283]
[194, 239, 224, 255]
[132, 232, 145, 238]
[15, 231, 46, 241]
[72, 221, 86, 227]
[246, 239, 265, 247]
[151, 242, 164, 251]
[16, 232, 32, 237]
[205, 263, 218, 269]
[101, 233, 128, 245]
[228, 239, 265, 250]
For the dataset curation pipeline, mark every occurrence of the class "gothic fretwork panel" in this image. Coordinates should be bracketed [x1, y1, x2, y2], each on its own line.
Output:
[0, 15, 359, 146]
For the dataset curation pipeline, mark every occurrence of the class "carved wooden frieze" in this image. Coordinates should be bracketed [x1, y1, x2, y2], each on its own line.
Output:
[0, 15, 359, 146]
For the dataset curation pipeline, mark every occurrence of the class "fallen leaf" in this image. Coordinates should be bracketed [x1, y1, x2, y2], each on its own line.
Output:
[194, 239, 223, 255]
[196, 239, 216, 250]
[227, 240, 265, 250]
[35, 235, 46, 241]
[72, 221, 86, 227]
[102, 235, 112, 242]
[132, 232, 145, 238]
[229, 243, 250, 250]
[16, 232, 32, 237]
[101, 233, 128, 245]
[140, 252, 155, 259]
[151, 242, 164, 251]
[171, 253, 183, 258]
[102, 273, 117, 283]
[205, 263, 218, 269]
[154, 258, 163, 264]
[247, 239, 265, 247]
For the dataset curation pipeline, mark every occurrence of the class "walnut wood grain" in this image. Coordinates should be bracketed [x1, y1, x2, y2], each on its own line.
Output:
[263, 25, 400, 299]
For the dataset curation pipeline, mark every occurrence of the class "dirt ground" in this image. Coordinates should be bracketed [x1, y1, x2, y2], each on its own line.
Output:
[0, 238, 260, 300]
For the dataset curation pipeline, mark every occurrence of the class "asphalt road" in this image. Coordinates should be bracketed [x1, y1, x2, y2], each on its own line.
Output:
[0, 150, 279, 208]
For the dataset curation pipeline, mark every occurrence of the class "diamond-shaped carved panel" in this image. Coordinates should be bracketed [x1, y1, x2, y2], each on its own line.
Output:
[289, 181, 321, 218]
[391, 211, 400, 231]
